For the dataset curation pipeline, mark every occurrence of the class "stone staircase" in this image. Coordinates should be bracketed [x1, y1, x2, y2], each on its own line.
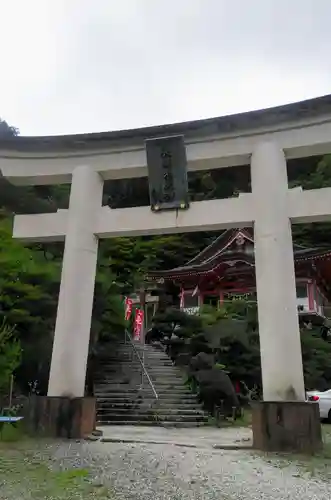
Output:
[94, 340, 209, 427]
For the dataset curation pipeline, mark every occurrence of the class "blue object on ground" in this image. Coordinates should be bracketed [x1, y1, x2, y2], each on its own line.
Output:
[0, 416, 23, 422]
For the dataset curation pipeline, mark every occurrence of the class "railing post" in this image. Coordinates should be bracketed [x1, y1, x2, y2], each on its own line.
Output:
[125, 329, 158, 400]
[139, 286, 147, 389]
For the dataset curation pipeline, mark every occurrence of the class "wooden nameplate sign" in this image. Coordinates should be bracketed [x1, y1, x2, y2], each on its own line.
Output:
[145, 135, 189, 212]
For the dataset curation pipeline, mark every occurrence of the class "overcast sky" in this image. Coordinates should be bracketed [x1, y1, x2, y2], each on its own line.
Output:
[1, 0, 331, 136]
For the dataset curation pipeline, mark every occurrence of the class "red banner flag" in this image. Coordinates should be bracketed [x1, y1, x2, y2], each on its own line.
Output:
[133, 308, 144, 341]
[124, 297, 133, 321]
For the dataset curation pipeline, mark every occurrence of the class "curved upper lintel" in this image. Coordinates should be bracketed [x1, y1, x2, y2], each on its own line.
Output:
[2, 95, 331, 186]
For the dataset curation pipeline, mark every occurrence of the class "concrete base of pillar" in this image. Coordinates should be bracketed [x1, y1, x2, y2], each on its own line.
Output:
[25, 396, 96, 439]
[252, 401, 322, 454]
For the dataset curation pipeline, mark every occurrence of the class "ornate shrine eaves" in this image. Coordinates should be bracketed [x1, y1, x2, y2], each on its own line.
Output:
[1, 94, 331, 153]
[147, 228, 331, 280]
[186, 228, 253, 267]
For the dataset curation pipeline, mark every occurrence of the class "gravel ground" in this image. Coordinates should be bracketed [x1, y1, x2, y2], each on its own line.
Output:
[41, 439, 331, 500]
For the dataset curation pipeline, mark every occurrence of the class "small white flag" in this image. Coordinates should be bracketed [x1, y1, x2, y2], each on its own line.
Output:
[192, 285, 199, 297]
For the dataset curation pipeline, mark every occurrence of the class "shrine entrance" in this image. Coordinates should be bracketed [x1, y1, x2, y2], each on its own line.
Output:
[2, 95, 331, 451]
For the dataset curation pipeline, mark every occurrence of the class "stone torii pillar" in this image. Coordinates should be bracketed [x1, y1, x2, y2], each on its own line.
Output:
[252, 142, 305, 402]
[251, 141, 323, 452]
[29, 165, 103, 438]
[47, 165, 103, 398]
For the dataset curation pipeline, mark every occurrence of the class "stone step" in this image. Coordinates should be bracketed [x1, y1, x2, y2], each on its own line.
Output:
[95, 382, 190, 389]
[96, 402, 204, 411]
[148, 368, 183, 372]
[95, 375, 183, 381]
[150, 378, 186, 382]
[97, 364, 177, 369]
[95, 395, 198, 403]
[95, 394, 195, 401]
[95, 388, 188, 394]
[94, 381, 187, 394]
[96, 345, 167, 358]
[102, 370, 179, 376]
[94, 384, 193, 391]
[98, 361, 175, 368]
[97, 373, 185, 380]
[101, 346, 168, 352]
[98, 350, 169, 355]
[96, 420, 208, 427]
[94, 376, 187, 390]
[111, 349, 169, 354]
[97, 413, 208, 423]
[122, 357, 170, 361]
[147, 367, 184, 372]
[95, 341, 205, 427]
[102, 358, 171, 363]
[98, 344, 163, 351]
[97, 369, 175, 375]
[97, 399, 202, 410]
[97, 408, 206, 416]
[94, 393, 200, 404]
[105, 356, 168, 361]
[95, 375, 185, 381]
[97, 409, 205, 416]
[98, 364, 181, 370]
[95, 383, 186, 389]
[96, 402, 203, 408]
[99, 348, 168, 353]
[98, 393, 198, 404]
[98, 362, 176, 368]
[97, 407, 205, 414]
[100, 353, 171, 358]
[95, 387, 189, 394]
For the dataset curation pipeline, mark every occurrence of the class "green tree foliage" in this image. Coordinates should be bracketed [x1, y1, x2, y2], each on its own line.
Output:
[290, 154, 331, 247]
[104, 165, 250, 208]
[0, 320, 21, 395]
[153, 307, 203, 338]
[204, 302, 331, 392]
[301, 329, 331, 391]
[202, 303, 262, 390]
[0, 118, 18, 137]
[154, 301, 331, 393]
[92, 265, 126, 343]
[0, 216, 60, 394]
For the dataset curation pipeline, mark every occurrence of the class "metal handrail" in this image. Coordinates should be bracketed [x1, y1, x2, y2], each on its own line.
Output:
[125, 330, 158, 400]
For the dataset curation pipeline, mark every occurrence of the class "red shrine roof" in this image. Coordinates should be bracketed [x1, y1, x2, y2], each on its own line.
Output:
[147, 228, 331, 283]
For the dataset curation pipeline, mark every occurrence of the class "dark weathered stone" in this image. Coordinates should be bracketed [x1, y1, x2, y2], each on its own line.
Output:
[145, 135, 189, 212]
[252, 401, 322, 454]
[190, 352, 215, 371]
[195, 368, 239, 414]
[24, 396, 96, 439]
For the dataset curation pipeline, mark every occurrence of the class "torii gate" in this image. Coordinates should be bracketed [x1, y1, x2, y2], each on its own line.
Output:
[2, 97, 330, 450]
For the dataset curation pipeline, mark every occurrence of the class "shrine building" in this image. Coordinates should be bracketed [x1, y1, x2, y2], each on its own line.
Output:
[148, 228, 331, 323]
